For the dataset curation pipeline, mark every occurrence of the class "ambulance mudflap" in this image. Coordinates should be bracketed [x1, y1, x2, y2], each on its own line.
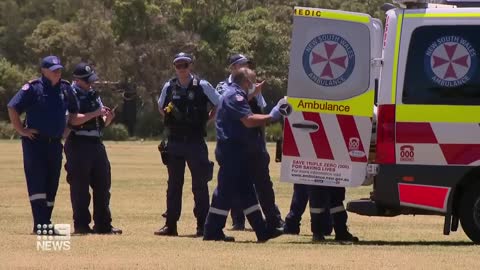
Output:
[280, 7, 383, 187]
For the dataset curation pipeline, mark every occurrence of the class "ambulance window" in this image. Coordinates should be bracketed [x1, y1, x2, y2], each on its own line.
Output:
[403, 25, 480, 105]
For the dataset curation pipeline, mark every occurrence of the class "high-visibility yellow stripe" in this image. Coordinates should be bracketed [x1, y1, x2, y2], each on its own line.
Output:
[287, 90, 374, 117]
[396, 105, 480, 123]
[391, 13, 403, 104]
[294, 7, 370, 23]
[404, 13, 480, 18]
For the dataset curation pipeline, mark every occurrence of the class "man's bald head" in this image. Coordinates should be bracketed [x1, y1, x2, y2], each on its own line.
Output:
[232, 67, 256, 92]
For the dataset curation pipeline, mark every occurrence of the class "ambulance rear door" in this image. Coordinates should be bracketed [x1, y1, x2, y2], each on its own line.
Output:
[280, 7, 383, 187]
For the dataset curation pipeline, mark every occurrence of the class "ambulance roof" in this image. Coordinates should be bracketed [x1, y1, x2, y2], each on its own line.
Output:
[394, 0, 480, 7]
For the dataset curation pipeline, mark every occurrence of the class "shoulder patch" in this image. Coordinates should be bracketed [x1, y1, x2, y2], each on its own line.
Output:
[28, 78, 41, 84]
[21, 84, 30, 91]
[235, 94, 244, 102]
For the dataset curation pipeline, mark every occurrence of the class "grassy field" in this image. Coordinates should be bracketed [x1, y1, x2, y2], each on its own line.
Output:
[0, 140, 478, 269]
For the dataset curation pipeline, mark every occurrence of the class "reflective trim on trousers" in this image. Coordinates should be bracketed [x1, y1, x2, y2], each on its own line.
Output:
[29, 193, 47, 201]
[46, 201, 55, 207]
[330, 205, 346, 214]
[209, 207, 229, 216]
[310, 207, 325, 214]
[243, 204, 261, 215]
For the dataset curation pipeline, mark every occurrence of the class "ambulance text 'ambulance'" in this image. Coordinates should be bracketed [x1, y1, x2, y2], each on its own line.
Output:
[297, 100, 351, 113]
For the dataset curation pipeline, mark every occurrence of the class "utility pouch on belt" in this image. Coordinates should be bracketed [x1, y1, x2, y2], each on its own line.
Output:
[158, 140, 169, 165]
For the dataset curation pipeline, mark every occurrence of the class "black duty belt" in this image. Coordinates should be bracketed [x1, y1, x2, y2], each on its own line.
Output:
[27, 135, 61, 143]
[69, 134, 102, 143]
[168, 135, 204, 143]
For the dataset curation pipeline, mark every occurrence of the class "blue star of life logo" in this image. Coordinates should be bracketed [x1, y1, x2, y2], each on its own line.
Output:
[302, 34, 355, 87]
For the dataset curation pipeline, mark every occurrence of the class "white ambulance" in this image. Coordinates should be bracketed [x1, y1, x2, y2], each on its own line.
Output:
[279, 0, 480, 243]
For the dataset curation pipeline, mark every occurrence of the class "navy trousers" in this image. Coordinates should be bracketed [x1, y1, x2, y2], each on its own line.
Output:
[309, 186, 348, 235]
[230, 148, 282, 229]
[284, 184, 309, 228]
[64, 135, 112, 231]
[22, 137, 63, 230]
[204, 141, 268, 240]
[165, 138, 212, 227]
[285, 184, 334, 234]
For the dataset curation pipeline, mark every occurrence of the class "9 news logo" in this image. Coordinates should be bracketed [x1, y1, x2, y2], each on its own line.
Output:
[36, 224, 71, 251]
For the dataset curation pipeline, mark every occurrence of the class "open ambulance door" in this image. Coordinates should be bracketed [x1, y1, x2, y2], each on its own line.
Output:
[280, 7, 383, 187]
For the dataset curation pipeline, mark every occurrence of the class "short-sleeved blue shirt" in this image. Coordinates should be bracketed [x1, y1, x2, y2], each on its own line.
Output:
[7, 76, 79, 138]
[216, 83, 257, 145]
[157, 75, 220, 109]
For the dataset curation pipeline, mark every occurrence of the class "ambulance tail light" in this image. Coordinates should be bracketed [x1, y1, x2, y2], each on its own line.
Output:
[376, 104, 396, 164]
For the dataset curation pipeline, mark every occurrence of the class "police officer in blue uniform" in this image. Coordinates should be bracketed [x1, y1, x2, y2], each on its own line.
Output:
[7, 56, 80, 232]
[155, 53, 220, 237]
[216, 54, 283, 232]
[309, 186, 358, 242]
[64, 63, 122, 235]
[203, 67, 283, 242]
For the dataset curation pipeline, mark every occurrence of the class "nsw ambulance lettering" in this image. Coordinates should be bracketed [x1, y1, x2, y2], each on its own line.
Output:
[287, 91, 374, 117]
[297, 100, 351, 113]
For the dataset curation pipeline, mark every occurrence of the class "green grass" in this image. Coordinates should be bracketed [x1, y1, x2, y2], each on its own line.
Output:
[0, 141, 478, 269]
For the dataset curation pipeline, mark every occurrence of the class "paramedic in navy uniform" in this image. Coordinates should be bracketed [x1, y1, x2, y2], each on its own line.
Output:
[7, 55, 85, 232]
[216, 54, 283, 232]
[203, 67, 283, 242]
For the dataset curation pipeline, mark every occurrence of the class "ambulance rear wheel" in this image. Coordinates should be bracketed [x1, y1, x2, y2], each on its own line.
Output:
[459, 184, 480, 244]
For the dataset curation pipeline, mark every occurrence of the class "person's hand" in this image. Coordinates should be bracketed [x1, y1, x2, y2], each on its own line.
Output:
[254, 80, 265, 96]
[20, 128, 38, 139]
[105, 107, 116, 122]
[269, 104, 282, 122]
[269, 97, 287, 122]
[92, 107, 107, 118]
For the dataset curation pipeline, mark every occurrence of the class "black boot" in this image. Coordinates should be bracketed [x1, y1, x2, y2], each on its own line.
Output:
[203, 233, 235, 242]
[312, 233, 326, 242]
[154, 223, 178, 236]
[196, 220, 204, 237]
[93, 225, 122, 235]
[258, 227, 283, 243]
[283, 220, 300, 235]
[335, 231, 359, 242]
[74, 226, 94, 235]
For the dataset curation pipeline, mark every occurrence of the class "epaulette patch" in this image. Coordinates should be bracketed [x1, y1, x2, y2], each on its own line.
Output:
[235, 94, 244, 102]
[28, 78, 40, 84]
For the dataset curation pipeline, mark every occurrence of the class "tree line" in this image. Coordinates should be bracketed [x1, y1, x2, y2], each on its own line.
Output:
[0, 0, 386, 138]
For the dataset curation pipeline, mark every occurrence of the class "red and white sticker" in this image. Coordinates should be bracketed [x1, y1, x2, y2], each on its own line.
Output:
[396, 122, 480, 165]
[281, 111, 372, 187]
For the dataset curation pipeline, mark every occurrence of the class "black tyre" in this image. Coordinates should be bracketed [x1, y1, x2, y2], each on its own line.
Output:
[459, 183, 480, 243]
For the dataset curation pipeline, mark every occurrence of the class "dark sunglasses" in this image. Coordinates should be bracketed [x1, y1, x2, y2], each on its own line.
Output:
[174, 63, 190, 69]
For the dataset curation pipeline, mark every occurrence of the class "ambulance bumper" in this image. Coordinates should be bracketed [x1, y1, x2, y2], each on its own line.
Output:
[347, 199, 400, 217]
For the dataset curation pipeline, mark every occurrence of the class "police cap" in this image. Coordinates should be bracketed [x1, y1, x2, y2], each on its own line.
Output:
[173, 52, 193, 64]
[73, 62, 98, 83]
[228, 54, 252, 67]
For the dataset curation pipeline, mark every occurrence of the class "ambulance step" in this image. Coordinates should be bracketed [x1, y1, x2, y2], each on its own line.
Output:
[347, 199, 399, 217]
